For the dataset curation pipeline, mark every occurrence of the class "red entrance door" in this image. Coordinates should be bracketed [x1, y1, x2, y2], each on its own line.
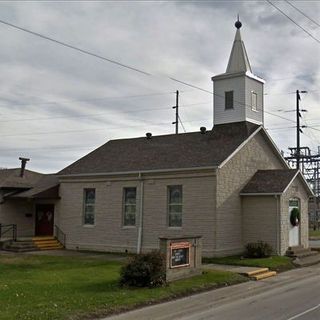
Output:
[35, 204, 54, 236]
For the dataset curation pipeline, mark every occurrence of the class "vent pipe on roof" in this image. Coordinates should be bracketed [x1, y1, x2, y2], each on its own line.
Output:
[200, 127, 207, 134]
[146, 132, 152, 139]
[19, 157, 30, 177]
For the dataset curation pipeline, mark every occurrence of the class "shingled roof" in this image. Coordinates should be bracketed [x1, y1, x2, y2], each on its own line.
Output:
[59, 121, 260, 176]
[0, 168, 59, 199]
[0, 169, 43, 189]
[11, 174, 59, 199]
[241, 169, 299, 195]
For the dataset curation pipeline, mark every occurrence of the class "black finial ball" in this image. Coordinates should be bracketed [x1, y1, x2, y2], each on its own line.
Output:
[235, 20, 242, 29]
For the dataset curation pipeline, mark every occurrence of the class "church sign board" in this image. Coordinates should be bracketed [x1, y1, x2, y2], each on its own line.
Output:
[159, 236, 202, 282]
[170, 241, 190, 268]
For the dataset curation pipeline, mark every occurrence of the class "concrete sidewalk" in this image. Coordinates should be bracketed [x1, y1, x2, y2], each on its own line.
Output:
[202, 263, 265, 275]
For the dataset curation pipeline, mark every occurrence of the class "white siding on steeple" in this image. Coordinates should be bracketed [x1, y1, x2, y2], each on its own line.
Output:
[245, 77, 264, 124]
[214, 76, 246, 125]
[211, 20, 265, 127]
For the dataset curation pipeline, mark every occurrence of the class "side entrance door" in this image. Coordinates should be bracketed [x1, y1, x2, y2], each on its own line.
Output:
[289, 199, 300, 247]
[35, 204, 54, 236]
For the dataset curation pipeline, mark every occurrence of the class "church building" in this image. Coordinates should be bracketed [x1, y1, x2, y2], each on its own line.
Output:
[0, 20, 313, 256]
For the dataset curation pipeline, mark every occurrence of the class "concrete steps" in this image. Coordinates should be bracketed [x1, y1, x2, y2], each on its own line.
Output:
[245, 268, 277, 281]
[2, 240, 39, 252]
[2, 236, 64, 252]
[32, 237, 63, 250]
[286, 246, 320, 267]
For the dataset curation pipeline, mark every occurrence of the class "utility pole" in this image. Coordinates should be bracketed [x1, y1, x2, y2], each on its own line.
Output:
[296, 90, 307, 170]
[172, 90, 179, 134]
[296, 90, 301, 170]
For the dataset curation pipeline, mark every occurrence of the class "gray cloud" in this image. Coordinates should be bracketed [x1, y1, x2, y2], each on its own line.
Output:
[0, 1, 319, 172]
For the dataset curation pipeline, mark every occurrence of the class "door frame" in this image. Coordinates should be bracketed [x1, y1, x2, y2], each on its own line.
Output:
[288, 198, 300, 247]
[35, 204, 55, 236]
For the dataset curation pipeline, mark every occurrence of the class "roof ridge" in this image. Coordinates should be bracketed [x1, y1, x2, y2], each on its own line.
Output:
[58, 121, 260, 176]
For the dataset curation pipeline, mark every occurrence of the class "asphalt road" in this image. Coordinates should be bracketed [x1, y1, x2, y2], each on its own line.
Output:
[309, 240, 320, 248]
[105, 264, 320, 320]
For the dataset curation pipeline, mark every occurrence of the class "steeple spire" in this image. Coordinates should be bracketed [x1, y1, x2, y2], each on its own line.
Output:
[226, 17, 252, 73]
[211, 18, 265, 127]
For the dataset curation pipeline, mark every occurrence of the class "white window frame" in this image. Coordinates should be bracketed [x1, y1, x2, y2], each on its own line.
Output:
[83, 188, 95, 226]
[251, 91, 258, 111]
[225, 91, 234, 110]
[123, 187, 137, 227]
[168, 185, 183, 228]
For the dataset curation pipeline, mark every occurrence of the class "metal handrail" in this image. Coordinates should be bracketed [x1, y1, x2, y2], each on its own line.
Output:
[54, 225, 66, 248]
[0, 224, 17, 241]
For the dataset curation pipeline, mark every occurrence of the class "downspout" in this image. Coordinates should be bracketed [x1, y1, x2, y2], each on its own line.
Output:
[275, 195, 280, 255]
[137, 172, 144, 254]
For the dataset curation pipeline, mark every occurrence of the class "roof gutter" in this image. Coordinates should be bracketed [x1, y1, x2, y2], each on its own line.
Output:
[240, 192, 283, 196]
[58, 166, 217, 179]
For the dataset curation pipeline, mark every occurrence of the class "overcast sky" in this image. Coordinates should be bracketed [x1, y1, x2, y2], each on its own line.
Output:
[0, 0, 319, 173]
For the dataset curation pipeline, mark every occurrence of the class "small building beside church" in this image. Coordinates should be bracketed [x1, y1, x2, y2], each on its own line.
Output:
[0, 20, 313, 256]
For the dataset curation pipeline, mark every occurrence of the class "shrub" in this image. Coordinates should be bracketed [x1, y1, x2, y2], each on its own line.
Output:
[119, 250, 166, 287]
[245, 241, 273, 258]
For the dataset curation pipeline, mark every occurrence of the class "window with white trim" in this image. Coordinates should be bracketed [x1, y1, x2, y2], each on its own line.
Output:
[168, 185, 183, 227]
[251, 91, 257, 111]
[123, 187, 137, 226]
[225, 91, 234, 110]
[83, 189, 95, 225]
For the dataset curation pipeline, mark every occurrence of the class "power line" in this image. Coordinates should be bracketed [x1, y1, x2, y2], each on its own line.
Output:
[306, 127, 320, 133]
[0, 91, 183, 110]
[0, 18, 151, 76]
[267, 74, 320, 82]
[264, 91, 296, 96]
[285, 0, 320, 29]
[169, 77, 213, 95]
[266, 0, 320, 45]
[0, 101, 212, 123]
[0, 16, 313, 116]
[0, 116, 211, 139]
[178, 115, 187, 133]
[264, 110, 296, 124]
[267, 126, 296, 131]
[0, 18, 214, 97]
[0, 18, 305, 133]
[2, 144, 95, 152]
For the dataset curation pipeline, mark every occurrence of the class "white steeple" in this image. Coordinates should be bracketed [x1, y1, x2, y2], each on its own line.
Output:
[226, 26, 252, 73]
[211, 18, 265, 127]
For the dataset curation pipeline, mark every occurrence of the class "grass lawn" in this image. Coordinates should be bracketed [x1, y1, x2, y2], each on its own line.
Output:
[0, 253, 247, 320]
[309, 229, 320, 237]
[203, 255, 294, 272]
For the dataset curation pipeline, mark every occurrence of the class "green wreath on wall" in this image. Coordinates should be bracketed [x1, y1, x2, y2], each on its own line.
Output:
[290, 208, 300, 227]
